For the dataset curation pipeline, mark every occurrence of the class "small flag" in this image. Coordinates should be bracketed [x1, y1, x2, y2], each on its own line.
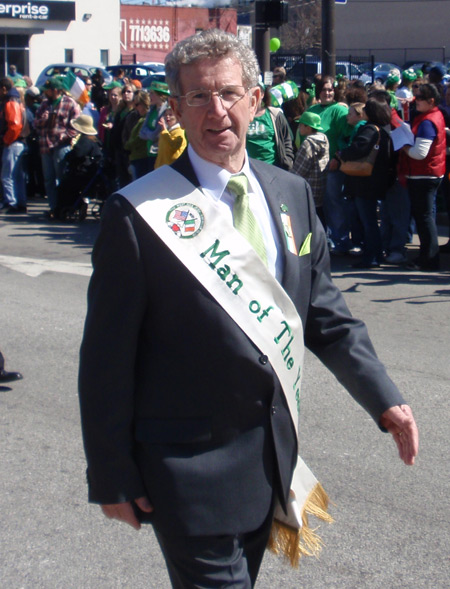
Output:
[174, 209, 189, 221]
[64, 71, 89, 105]
[184, 218, 196, 232]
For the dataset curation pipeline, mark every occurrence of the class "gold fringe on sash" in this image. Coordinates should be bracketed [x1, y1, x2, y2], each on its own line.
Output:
[267, 482, 333, 568]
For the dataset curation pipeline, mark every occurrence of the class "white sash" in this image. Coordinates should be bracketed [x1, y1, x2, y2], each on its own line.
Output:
[119, 165, 332, 565]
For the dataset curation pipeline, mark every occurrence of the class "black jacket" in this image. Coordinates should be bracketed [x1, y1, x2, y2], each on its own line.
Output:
[340, 123, 393, 199]
[79, 152, 405, 536]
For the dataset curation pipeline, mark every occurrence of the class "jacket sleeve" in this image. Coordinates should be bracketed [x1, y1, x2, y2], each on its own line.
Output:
[78, 196, 148, 504]
[301, 181, 405, 422]
[339, 124, 378, 161]
[3, 101, 23, 145]
[138, 107, 164, 142]
[274, 110, 294, 170]
[291, 138, 313, 178]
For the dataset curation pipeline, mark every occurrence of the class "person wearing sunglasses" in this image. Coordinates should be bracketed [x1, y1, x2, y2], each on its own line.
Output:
[400, 83, 446, 270]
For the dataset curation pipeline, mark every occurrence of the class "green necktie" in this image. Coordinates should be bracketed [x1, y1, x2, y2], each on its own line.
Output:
[228, 174, 268, 266]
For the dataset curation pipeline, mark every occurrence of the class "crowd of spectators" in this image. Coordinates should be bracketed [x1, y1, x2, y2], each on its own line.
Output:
[253, 61, 450, 271]
[0, 59, 449, 270]
[0, 66, 187, 220]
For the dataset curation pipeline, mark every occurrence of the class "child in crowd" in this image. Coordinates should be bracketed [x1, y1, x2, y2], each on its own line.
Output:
[291, 111, 329, 228]
[154, 106, 187, 169]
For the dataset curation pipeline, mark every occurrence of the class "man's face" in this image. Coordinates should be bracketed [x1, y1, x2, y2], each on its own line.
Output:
[170, 57, 260, 173]
[45, 88, 60, 101]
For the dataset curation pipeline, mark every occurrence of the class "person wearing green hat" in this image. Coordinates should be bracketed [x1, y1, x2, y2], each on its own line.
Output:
[385, 73, 401, 113]
[138, 80, 170, 172]
[104, 81, 123, 91]
[396, 68, 417, 122]
[291, 111, 329, 226]
[34, 76, 80, 217]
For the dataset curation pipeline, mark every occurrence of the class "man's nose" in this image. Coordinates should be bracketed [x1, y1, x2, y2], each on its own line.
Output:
[207, 92, 228, 115]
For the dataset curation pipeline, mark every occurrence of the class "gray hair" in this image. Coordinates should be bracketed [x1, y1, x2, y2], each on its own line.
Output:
[165, 29, 260, 97]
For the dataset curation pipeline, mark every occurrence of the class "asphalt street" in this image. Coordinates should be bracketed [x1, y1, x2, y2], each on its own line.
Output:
[1, 198, 449, 589]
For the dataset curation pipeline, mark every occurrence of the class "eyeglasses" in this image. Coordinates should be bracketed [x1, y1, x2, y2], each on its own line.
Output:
[416, 95, 427, 101]
[412, 84, 421, 89]
[176, 85, 248, 107]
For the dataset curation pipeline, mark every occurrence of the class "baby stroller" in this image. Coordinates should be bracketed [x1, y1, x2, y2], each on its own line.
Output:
[56, 157, 110, 221]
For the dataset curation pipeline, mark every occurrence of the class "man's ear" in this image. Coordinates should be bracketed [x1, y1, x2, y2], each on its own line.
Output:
[249, 86, 262, 121]
[169, 96, 182, 122]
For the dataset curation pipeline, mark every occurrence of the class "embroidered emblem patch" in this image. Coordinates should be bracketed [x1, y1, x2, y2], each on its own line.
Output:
[166, 203, 204, 238]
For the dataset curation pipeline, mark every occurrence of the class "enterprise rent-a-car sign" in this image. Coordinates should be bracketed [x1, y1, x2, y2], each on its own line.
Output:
[0, 1, 75, 21]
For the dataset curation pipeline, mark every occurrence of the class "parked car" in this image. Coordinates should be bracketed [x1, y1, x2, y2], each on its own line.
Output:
[105, 63, 163, 81]
[359, 62, 401, 84]
[286, 59, 370, 86]
[35, 63, 113, 88]
[402, 60, 446, 74]
[142, 62, 165, 73]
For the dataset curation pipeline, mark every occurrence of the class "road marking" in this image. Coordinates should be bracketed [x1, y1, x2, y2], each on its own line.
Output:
[0, 254, 92, 277]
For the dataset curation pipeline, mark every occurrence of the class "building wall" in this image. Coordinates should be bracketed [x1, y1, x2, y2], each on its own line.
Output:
[335, 0, 450, 65]
[120, 5, 237, 65]
[29, 0, 120, 82]
[0, 0, 121, 83]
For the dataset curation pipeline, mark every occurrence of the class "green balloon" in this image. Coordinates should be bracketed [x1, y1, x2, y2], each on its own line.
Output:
[270, 37, 281, 52]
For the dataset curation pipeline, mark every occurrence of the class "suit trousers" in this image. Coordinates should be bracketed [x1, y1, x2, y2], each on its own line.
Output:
[153, 500, 275, 589]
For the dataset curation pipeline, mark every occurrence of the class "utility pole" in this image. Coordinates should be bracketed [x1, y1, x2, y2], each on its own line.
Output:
[254, 1, 288, 81]
[321, 0, 336, 77]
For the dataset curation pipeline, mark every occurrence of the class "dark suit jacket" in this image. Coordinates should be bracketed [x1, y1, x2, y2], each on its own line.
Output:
[78, 152, 404, 536]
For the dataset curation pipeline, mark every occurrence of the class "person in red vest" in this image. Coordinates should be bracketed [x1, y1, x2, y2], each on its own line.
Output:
[400, 83, 446, 271]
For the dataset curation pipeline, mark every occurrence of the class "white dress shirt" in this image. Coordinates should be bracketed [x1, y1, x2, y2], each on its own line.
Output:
[188, 145, 283, 279]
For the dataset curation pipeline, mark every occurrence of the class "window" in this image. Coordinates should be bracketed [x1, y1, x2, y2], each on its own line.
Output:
[0, 34, 29, 77]
[65, 49, 74, 63]
[100, 50, 109, 67]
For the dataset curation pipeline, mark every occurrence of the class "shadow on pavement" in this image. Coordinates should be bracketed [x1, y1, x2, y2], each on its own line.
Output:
[0, 198, 100, 252]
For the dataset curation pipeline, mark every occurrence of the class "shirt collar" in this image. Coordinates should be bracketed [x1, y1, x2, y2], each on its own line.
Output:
[188, 144, 254, 201]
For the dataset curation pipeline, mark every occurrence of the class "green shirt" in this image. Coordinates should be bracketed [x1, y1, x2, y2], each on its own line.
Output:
[307, 102, 351, 158]
[246, 108, 277, 165]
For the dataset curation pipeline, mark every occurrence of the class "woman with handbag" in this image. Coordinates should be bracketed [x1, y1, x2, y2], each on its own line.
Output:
[337, 98, 393, 268]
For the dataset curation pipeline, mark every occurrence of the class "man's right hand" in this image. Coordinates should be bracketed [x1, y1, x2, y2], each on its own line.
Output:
[101, 496, 153, 530]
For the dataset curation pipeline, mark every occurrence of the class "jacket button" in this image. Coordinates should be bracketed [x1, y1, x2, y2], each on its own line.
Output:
[259, 355, 268, 365]
[271, 405, 277, 415]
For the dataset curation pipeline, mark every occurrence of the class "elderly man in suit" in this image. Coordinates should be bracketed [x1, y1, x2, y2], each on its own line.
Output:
[78, 30, 418, 588]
